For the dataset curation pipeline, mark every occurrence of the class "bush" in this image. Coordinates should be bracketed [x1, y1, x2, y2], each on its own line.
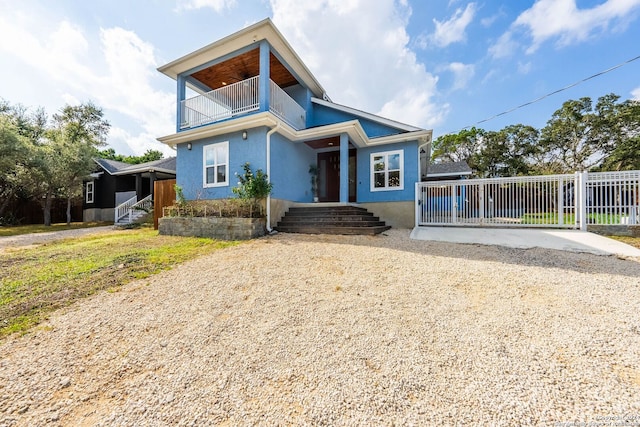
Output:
[164, 199, 262, 218]
[231, 162, 273, 216]
[166, 163, 273, 219]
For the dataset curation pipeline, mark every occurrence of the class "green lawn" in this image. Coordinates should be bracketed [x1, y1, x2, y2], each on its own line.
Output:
[0, 227, 238, 338]
[0, 222, 112, 237]
[521, 212, 626, 225]
[610, 235, 640, 249]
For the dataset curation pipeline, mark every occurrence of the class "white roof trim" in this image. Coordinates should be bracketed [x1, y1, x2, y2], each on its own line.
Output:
[311, 97, 422, 132]
[111, 167, 176, 176]
[426, 171, 473, 177]
[158, 18, 326, 99]
[157, 112, 432, 149]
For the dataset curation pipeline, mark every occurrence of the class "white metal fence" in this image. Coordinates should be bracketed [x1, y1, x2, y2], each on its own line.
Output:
[415, 170, 640, 229]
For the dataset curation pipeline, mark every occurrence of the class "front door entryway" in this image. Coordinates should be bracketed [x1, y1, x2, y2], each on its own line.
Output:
[317, 150, 357, 203]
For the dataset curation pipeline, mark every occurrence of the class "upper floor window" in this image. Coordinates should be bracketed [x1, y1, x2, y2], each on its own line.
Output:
[203, 141, 229, 187]
[371, 150, 404, 191]
[86, 181, 95, 203]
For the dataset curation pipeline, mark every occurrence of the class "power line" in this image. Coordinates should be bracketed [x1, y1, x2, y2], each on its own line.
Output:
[460, 53, 640, 131]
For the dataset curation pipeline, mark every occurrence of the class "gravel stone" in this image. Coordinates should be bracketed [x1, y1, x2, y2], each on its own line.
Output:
[0, 229, 639, 426]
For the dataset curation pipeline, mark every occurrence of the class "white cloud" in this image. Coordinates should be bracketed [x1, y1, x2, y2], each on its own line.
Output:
[491, 0, 640, 56]
[0, 9, 174, 156]
[447, 62, 475, 90]
[175, 0, 237, 12]
[517, 61, 532, 74]
[632, 87, 640, 100]
[97, 28, 174, 143]
[428, 3, 476, 48]
[488, 31, 517, 59]
[480, 13, 499, 28]
[270, 0, 446, 128]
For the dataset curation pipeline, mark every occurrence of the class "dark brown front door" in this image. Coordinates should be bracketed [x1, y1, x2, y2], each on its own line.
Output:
[318, 152, 340, 202]
[317, 150, 357, 203]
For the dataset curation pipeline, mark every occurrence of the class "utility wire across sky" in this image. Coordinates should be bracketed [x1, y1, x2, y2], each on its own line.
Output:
[459, 53, 640, 132]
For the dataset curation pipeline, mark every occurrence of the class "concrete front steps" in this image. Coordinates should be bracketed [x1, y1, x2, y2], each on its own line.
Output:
[275, 205, 391, 235]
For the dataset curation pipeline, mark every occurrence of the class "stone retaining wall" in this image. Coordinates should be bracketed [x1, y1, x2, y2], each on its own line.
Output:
[588, 224, 640, 237]
[159, 217, 266, 240]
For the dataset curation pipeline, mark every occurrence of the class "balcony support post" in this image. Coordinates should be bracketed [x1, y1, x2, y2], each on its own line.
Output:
[176, 74, 186, 132]
[340, 133, 349, 204]
[259, 40, 270, 113]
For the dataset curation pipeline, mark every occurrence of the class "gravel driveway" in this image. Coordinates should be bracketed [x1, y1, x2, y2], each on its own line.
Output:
[1, 229, 639, 426]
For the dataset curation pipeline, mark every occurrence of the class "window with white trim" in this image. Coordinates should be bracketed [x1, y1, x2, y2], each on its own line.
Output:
[86, 181, 94, 203]
[370, 150, 404, 191]
[203, 141, 229, 187]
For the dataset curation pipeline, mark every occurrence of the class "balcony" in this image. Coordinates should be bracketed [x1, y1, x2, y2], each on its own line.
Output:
[180, 76, 306, 131]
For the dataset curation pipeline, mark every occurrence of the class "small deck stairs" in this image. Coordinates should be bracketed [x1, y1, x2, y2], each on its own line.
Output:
[115, 209, 148, 225]
[115, 194, 153, 226]
[275, 205, 390, 235]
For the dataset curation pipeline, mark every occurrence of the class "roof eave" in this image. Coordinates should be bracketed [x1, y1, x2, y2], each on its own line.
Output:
[158, 113, 431, 149]
[112, 167, 176, 176]
[157, 18, 326, 99]
[426, 171, 473, 178]
[311, 97, 424, 132]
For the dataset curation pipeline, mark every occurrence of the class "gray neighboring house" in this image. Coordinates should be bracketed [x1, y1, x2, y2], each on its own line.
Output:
[83, 157, 176, 223]
[424, 161, 472, 181]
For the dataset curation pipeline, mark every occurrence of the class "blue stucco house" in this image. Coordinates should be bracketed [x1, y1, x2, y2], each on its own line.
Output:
[157, 18, 432, 230]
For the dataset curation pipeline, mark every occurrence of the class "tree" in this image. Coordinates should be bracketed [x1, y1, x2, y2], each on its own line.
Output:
[478, 124, 541, 177]
[599, 98, 640, 171]
[97, 148, 163, 164]
[0, 116, 28, 220]
[538, 93, 637, 173]
[431, 127, 485, 174]
[47, 103, 110, 225]
[0, 102, 47, 223]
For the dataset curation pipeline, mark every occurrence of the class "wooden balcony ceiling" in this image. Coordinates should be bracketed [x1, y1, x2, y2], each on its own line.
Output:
[191, 48, 299, 91]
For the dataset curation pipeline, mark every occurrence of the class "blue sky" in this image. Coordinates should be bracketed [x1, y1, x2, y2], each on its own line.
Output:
[1, 0, 639, 156]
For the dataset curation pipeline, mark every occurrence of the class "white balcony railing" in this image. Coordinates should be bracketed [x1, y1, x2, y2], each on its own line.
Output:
[179, 76, 306, 130]
[180, 76, 259, 129]
[269, 79, 306, 130]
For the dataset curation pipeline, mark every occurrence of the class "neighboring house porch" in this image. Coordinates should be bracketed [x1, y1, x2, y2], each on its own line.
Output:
[83, 157, 176, 224]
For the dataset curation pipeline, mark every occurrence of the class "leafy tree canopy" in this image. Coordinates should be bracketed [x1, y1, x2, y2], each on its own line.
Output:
[0, 99, 110, 225]
[97, 148, 164, 164]
[432, 93, 640, 176]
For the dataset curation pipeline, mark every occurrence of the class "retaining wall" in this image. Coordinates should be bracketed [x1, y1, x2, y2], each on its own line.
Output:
[159, 217, 266, 240]
[588, 225, 640, 237]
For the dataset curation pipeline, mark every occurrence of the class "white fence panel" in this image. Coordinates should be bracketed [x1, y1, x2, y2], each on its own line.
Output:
[417, 174, 577, 228]
[417, 170, 640, 229]
[586, 170, 640, 225]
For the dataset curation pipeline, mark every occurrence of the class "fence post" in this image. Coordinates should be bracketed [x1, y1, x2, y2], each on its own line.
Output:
[558, 178, 564, 226]
[415, 182, 420, 228]
[451, 184, 458, 224]
[478, 183, 485, 223]
[576, 171, 588, 231]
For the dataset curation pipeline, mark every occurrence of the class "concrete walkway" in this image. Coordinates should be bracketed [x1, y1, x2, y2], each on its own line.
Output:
[410, 226, 640, 258]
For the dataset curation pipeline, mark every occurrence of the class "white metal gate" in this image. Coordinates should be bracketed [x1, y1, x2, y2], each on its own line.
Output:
[415, 170, 640, 230]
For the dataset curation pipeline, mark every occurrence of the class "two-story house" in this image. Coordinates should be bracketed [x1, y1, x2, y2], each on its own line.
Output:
[157, 18, 432, 232]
